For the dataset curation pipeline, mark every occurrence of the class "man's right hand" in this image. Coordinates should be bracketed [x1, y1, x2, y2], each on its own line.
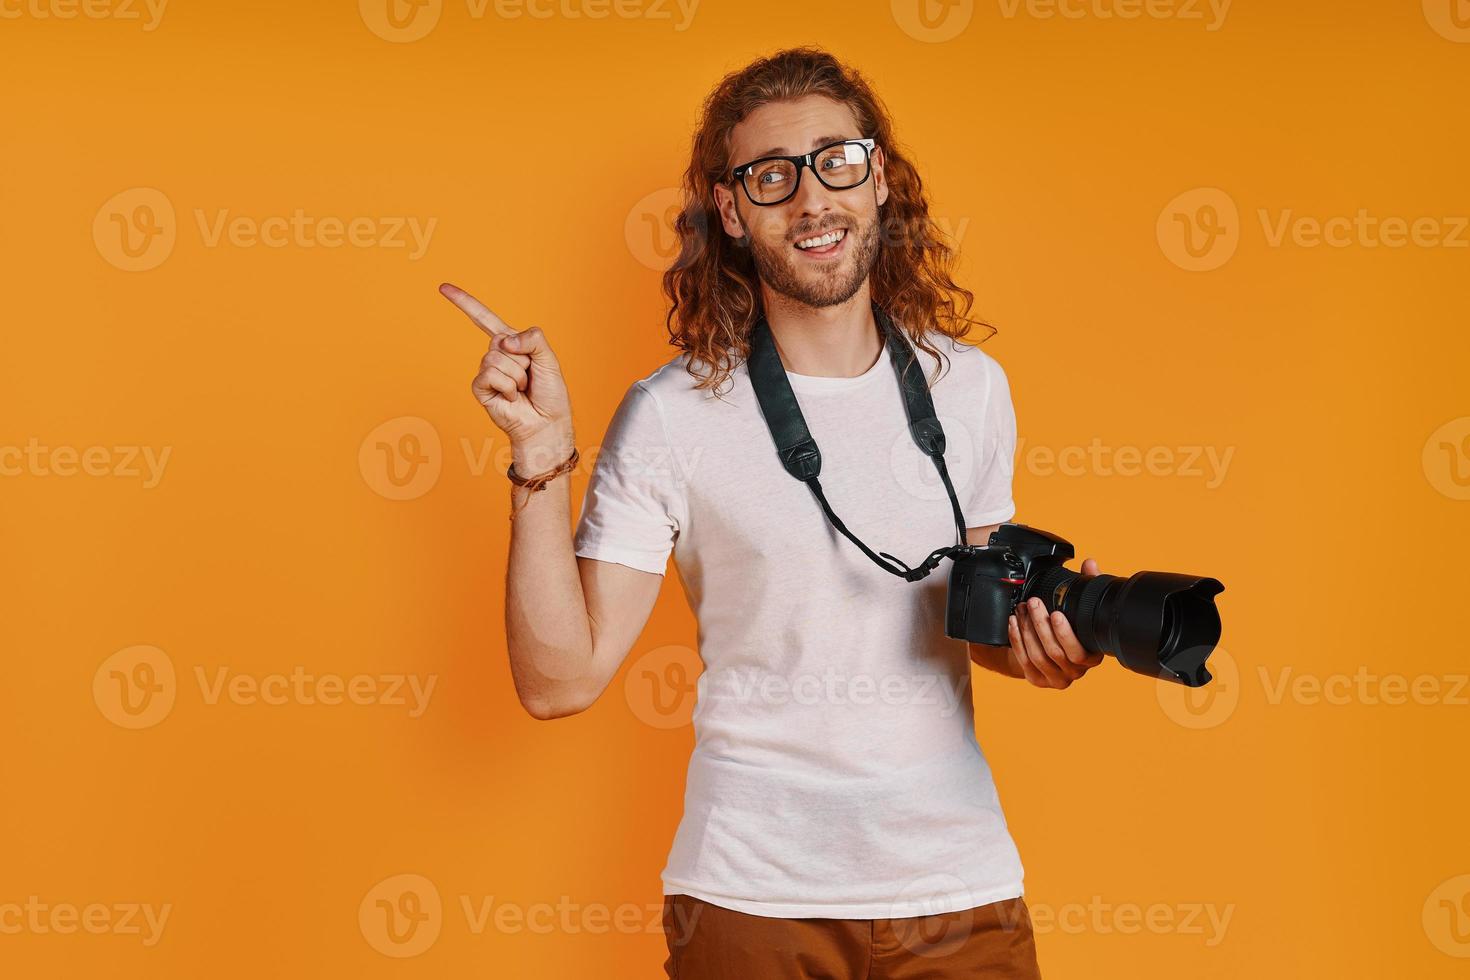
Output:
[440, 282, 576, 471]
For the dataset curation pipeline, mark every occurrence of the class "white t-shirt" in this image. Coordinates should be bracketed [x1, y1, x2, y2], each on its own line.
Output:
[572, 326, 1024, 919]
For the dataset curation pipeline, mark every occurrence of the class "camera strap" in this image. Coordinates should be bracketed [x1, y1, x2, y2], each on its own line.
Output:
[746, 302, 970, 582]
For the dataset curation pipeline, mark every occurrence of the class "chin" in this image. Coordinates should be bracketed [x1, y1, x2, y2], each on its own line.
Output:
[752, 224, 874, 309]
[783, 289, 864, 309]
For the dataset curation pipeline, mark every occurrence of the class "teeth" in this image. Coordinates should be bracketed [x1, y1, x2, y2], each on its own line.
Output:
[796, 228, 845, 250]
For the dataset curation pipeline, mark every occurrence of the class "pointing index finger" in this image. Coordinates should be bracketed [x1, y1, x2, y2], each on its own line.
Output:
[439, 282, 514, 338]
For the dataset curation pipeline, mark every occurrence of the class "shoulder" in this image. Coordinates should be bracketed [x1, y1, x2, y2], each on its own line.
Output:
[629, 351, 695, 395]
[916, 331, 1011, 395]
[624, 350, 737, 412]
[597, 351, 727, 448]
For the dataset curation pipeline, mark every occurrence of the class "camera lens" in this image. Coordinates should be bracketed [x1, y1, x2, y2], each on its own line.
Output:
[1037, 569, 1224, 687]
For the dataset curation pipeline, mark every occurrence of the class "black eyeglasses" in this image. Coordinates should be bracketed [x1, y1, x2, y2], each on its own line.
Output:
[730, 138, 877, 207]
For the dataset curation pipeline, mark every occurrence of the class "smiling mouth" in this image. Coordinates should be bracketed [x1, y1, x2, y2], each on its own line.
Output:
[793, 227, 847, 258]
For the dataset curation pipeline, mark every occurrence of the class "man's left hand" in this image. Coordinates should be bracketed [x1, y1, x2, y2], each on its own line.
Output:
[1007, 558, 1107, 689]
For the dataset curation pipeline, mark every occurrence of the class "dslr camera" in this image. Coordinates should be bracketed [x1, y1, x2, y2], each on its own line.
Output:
[946, 523, 1225, 687]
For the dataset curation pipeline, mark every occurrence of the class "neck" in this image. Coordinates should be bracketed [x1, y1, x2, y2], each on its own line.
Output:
[759, 283, 881, 379]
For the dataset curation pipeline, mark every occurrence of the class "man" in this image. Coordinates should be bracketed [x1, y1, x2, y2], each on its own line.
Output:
[440, 46, 1104, 980]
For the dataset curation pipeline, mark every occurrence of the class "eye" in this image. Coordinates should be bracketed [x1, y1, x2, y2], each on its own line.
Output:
[758, 163, 793, 186]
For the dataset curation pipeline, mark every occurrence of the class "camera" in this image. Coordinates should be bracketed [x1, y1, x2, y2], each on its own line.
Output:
[945, 523, 1225, 687]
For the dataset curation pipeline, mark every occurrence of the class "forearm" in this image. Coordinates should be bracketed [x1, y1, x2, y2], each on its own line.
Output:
[504, 431, 596, 718]
[968, 642, 1022, 679]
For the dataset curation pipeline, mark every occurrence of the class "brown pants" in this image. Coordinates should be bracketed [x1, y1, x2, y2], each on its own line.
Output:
[661, 893, 1042, 979]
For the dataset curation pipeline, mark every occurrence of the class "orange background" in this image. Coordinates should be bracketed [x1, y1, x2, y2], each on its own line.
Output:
[3, 0, 1468, 976]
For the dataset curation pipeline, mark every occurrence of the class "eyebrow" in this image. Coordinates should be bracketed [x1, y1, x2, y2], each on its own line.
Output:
[747, 134, 855, 161]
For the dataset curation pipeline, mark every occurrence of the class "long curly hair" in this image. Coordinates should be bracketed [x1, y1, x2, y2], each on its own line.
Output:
[662, 46, 995, 394]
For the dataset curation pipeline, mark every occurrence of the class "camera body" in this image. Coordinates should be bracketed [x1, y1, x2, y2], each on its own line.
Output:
[945, 523, 1224, 687]
[944, 524, 1070, 647]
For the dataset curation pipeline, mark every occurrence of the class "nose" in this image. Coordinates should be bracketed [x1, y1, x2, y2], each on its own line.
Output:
[789, 160, 836, 222]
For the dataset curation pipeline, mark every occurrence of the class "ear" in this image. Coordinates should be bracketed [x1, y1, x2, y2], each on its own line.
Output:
[872, 145, 889, 208]
[713, 182, 747, 240]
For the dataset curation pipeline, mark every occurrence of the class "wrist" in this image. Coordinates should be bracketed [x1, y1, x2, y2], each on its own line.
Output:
[969, 641, 1021, 678]
[511, 425, 576, 473]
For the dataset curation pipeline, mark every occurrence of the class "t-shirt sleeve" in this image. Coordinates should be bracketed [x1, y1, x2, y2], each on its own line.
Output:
[963, 355, 1018, 529]
[572, 380, 684, 576]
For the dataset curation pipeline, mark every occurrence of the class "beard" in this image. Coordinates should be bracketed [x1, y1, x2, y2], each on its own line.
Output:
[747, 211, 881, 310]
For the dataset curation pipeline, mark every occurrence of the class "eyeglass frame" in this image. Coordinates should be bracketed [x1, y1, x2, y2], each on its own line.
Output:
[728, 137, 878, 207]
